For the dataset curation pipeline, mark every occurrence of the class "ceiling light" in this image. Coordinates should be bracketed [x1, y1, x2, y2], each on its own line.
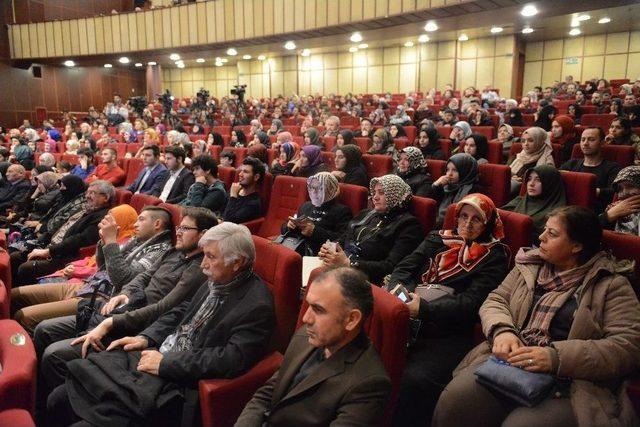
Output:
[215, 61, 223, 67]
[147, 61, 157, 66]
[350, 32, 363, 43]
[242, 54, 252, 59]
[169, 53, 180, 60]
[522, 27, 534, 34]
[134, 63, 143, 67]
[570, 19, 580, 28]
[257, 55, 266, 61]
[119, 57, 130, 64]
[104, 64, 112, 68]
[226, 48, 237, 56]
[520, 5, 538, 17]
[196, 58, 205, 63]
[349, 46, 358, 53]
[569, 28, 581, 36]
[598, 17, 611, 24]
[220, 58, 228, 63]
[576, 14, 590, 21]
[358, 43, 368, 49]
[301, 49, 311, 57]
[404, 41, 414, 47]
[418, 35, 430, 43]
[177, 63, 185, 69]
[490, 26, 503, 34]
[284, 41, 296, 50]
[63, 60, 75, 67]
[458, 34, 469, 41]
[424, 21, 438, 32]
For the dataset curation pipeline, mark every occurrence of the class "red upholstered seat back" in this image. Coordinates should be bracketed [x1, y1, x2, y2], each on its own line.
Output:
[438, 139, 452, 158]
[337, 183, 369, 216]
[323, 136, 336, 152]
[602, 231, 640, 294]
[217, 166, 236, 191]
[321, 151, 335, 171]
[571, 143, 635, 168]
[0, 320, 37, 414]
[443, 204, 533, 267]
[159, 203, 183, 229]
[252, 236, 302, 353]
[409, 196, 437, 233]
[123, 158, 144, 186]
[208, 145, 222, 163]
[129, 193, 162, 213]
[226, 147, 247, 167]
[354, 137, 372, 152]
[258, 176, 309, 238]
[478, 163, 511, 207]
[426, 159, 446, 179]
[560, 170, 598, 208]
[114, 188, 132, 206]
[581, 114, 616, 129]
[487, 141, 503, 164]
[362, 154, 393, 180]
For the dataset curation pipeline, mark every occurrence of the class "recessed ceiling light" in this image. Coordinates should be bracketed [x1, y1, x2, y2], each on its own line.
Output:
[175, 60, 184, 65]
[522, 27, 534, 34]
[104, 63, 112, 68]
[418, 35, 430, 43]
[404, 41, 414, 47]
[134, 63, 143, 67]
[570, 19, 580, 28]
[300, 49, 311, 57]
[220, 58, 228, 63]
[569, 28, 581, 36]
[227, 48, 237, 56]
[242, 54, 252, 60]
[119, 57, 130, 64]
[177, 63, 185, 68]
[358, 43, 368, 49]
[63, 60, 75, 67]
[147, 61, 157, 66]
[577, 14, 590, 21]
[349, 46, 358, 53]
[215, 62, 223, 67]
[521, 5, 538, 17]
[169, 53, 180, 60]
[598, 17, 611, 24]
[284, 41, 296, 50]
[350, 32, 363, 43]
[458, 34, 469, 41]
[257, 55, 266, 60]
[490, 26, 503, 34]
[196, 58, 205, 63]
[424, 21, 438, 32]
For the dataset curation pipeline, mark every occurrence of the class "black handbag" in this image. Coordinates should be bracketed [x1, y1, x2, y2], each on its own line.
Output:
[273, 231, 313, 256]
[75, 279, 110, 336]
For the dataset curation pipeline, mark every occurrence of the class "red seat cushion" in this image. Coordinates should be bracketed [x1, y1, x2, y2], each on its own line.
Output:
[0, 320, 37, 414]
[0, 409, 35, 427]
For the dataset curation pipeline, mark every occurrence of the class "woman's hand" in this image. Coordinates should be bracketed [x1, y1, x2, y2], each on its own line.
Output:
[492, 331, 523, 361]
[606, 195, 640, 222]
[62, 264, 75, 278]
[406, 292, 420, 318]
[298, 221, 315, 237]
[507, 346, 554, 373]
[319, 243, 350, 267]
[433, 175, 450, 187]
[286, 218, 298, 230]
[331, 170, 346, 181]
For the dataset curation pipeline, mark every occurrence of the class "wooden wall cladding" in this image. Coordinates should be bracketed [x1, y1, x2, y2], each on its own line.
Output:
[8, 0, 467, 59]
[12, 1, 133, 24]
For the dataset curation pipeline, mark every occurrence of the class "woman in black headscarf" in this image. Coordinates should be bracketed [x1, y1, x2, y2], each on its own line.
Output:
[430, 153, 482, 228]
[332, 129, 355, 152]
[332, 144, 369, 187]
[415, 127, 445, 160]
[504, 108, 524, 126]
[534, 104, 557, 131]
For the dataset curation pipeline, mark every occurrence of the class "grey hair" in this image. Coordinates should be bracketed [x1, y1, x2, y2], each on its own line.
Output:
[328, 115, 341, 125]
[88, 179, 116, 204]
[39, 153, 56, 167]
[198, 222, 255, 267]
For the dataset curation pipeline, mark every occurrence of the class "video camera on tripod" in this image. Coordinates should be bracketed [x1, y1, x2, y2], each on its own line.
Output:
[156, 89, 174, 117]
[193, 87, 210, 110]
[127, 96, 147, 117]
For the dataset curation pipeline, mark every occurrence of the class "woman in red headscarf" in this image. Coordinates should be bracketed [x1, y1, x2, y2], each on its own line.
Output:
[386, 193, 510, 427]
[550, 114, 578, 160]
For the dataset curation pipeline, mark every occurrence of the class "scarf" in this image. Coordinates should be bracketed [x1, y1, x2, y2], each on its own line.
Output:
[369, 174, 412, 211]
[453, 121, 472, 141]
[370, 128, 393, 154]
[398, 146, 426, 175]
[301, 145, 324, 170]
[510, 127, 553, 177]
[515, 248, 602, 347]
[444, 153, 478, 195]
[254, 131, 269, 146]
[279, 141, 300, 166]
[550, 115, 575, 146]
[36, 171, 60, 191]
[307, 172, 339, 207]
[608, 165, 640, 234]
[499, 124, 514, 139]
[50, 208, 86, 245]
[338, 144, 364, 172]
[305, 127, 321, 146]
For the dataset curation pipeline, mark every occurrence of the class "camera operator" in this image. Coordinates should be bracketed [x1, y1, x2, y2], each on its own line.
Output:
[103, 94, 128, 126]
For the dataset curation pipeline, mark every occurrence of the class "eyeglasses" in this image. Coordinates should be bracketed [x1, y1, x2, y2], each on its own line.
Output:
[458, 212, 484, 227]
[176, 225, 199, 233]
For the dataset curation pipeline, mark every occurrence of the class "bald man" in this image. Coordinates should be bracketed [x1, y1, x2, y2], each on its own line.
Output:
[0, 164, 31, 214]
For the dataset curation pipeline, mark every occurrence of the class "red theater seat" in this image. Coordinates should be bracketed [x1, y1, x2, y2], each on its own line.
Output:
[123, 158, 144, 186]
[0, 320, 37, 414]
[323, 136, 336, 152]
[487, 141, 503, 164]
[0, 409, 35, 427]
[129, 193, 162, 213]
[208, 145, 222, 163]
[571, 143, 636, 168]
[159, 203, 183, 229]
[354, 137, 372, 152]
[560, 171, 598, 208]
[217, 166, 237, 191]
[478, 163, 511, 208]
[602, 230, 640, 293]
[115, 188, 132, 205]
[337, 183, 368, 216]
[362, 154, 393, 180]
[581, 114, 616, 129]
[321, 151, 335, 171]
[426, 159, 446, 179]
[410, 196, 437, 233]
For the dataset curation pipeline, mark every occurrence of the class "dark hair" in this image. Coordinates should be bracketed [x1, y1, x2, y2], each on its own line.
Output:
[242, 157, 265, 184]
[57, 160, 72, 171]
[315, 266, 373, 319]
[181, 206, 219, 231]
[143, 144, 161, 158]
[233, 129, 247, 144]
[164, 145, 186, 163]
[612, 117, 632, 136]
[102, 147, 117, 158]
[466, 133, 488, 160]
[548, 206, 602, 263]
[77, 147, 94, 159]
[192, 154, 218, 178]
[0, 148, 9, 159]
[85, 137, 97, 151]
[141, 206, 173, 231]
[583, 126, 606, 142]
[220, 150, 236, 162]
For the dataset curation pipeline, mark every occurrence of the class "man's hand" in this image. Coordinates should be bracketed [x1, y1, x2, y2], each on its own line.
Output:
[195, 174, 207, 184]
[98, 214, 119, 244]
[27, 248, 50, 260]
[406, 293, 420, 318]
[62, 264, 76, 278]
[137, 350, 163, 375]
[229, 182, 241, 198]
[100, 294, 129, 315]
[106, 335, 149, 352]
[70, 318, 114, 358]
[23, 220, 39, 228]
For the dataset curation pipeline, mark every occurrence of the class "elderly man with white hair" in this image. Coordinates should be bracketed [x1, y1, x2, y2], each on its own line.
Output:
[47, 222, 275, 427]
[322, 115, 341, 137]
[38, 153, 57, 169]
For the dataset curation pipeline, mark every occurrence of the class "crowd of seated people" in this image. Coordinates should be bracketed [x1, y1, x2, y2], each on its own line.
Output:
[2, 77, 640, 426]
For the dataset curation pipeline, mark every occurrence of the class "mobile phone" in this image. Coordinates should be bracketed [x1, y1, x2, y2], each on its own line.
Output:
[391, 284, 412, 303]
[326, 241, 337, 252]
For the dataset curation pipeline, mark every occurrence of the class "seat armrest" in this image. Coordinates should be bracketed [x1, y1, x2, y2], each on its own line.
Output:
[242, 218, 265, 235]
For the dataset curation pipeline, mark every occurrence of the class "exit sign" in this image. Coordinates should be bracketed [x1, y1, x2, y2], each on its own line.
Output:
[565, 57, 579, 65]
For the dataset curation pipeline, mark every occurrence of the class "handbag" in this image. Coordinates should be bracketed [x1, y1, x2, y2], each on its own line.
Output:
[474, 355, 557, 407]
[273, 231, 312, 256]
[414, 284, 455, 302]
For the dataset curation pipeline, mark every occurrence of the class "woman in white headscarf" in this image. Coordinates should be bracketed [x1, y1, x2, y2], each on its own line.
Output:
[508, 126, 555, 194]
[449, 121, 472, 153]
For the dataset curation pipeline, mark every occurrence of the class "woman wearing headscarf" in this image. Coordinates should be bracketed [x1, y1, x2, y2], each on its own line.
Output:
[387, 193, 510, 427]
[463, 134, 489, 165]
[449, 121, 472, 153]
[332, 144, 369, 187]
[332, 129, 355, 152]
[504, 108, 524, 126]
[610, 98, 625, 117]
[469, 109, 493, 127]
[431, 153, 482, 228]
[494, 124, 516, 162]
[369, 128, 399, 166]
[568, 103, 583, 124]
[600, 166, 640, 235]
[415, 127, 446, 160]
[319, 174, 423, 284]
[281, 172, 353, 255]
[502, 165, 567, 244]
[434, 206, 640, 427]
[292, 145, 327, 178]
[389, 105, 412, 126]
[534, 104, 557, 131]
[270, 141, 300, 177]
[34, 174, 87, 240]
[250, 130, 270, 148]
[550, 115, 577, 161]
[272, 130, 293, 151]
[607, 117, 640, 165]
[397, 147, 433, 197]
[303, 127, 324, 149]
[267, 118, 284, 136]
[509, 127, 555, 195]
[14, 137, 34, 170]
[390, 124, 407, 139]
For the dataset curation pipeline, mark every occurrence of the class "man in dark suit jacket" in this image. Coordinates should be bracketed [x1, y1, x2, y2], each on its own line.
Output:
[156, 145, 195, 203]
[236, 267, 391, 427]
[126, 145, 168, 195]
[0, 164, 31, 214]
[47, 222, 275, 427]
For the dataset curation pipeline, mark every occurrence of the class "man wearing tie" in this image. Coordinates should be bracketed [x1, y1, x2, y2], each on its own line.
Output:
[127, 145, 168, 195]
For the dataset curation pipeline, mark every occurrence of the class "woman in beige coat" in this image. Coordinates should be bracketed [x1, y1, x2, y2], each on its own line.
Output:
[433, 206, 640, 427]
